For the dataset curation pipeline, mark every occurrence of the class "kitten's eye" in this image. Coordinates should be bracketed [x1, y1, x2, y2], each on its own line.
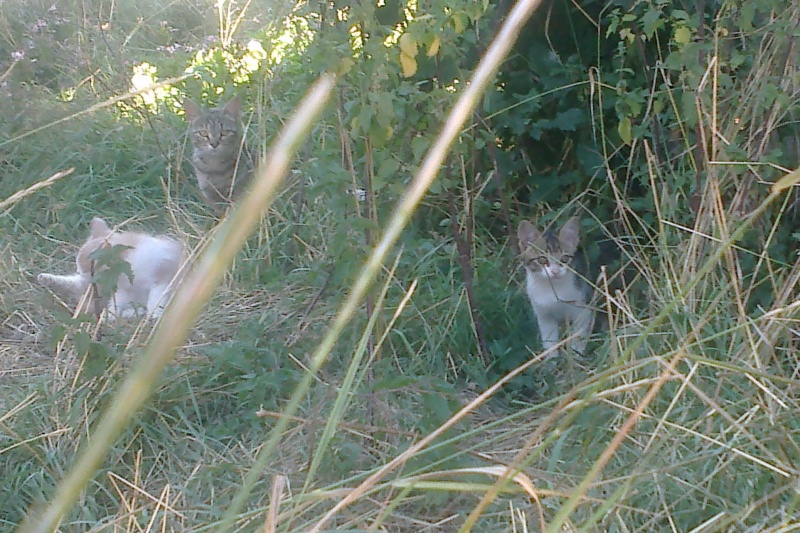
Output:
[198, 131, 210, 139]
[535, 256, 549, 266]
[561, 254, 573, 263]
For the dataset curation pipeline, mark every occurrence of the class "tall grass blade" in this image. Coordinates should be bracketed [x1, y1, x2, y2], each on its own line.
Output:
[19, 74, 336, 533]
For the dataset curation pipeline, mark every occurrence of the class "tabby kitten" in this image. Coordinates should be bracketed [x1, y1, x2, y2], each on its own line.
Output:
[184, 97, 252, 213]
[518, 216, 594, 356]
[38, 217, 186, 320]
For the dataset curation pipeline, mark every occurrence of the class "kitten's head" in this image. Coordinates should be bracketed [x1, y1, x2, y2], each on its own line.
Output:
[518, 216, 580, 280]
[37, 218, 115, 301]
[184, 97, 242, 153]
[75, 217, 114, 274]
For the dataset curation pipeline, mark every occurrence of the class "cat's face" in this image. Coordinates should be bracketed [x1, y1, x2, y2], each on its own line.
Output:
[184, 98, 242, 153]
[518, 216, 580, 280]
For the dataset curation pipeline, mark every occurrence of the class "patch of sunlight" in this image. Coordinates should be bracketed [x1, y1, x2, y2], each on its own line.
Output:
[242, 39, 267, 75]
[186, 19, 313, 88]
[114, 15, 315, 123]
[382, 0, 418, 49]
[130, 62, 172, 108]
[60, 87, 75, 102]
[383, 25, 403, 49]
[349, 23, 364, 53]
[270, 15, 314, 64]
[405, 0, 418, 20]
[116, 61, 179, 121]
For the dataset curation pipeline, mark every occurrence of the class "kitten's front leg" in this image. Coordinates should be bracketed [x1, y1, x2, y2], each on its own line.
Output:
[569, 305, 595, 356]
[535, 312, 561, 356]
[145, 284, 172, 319]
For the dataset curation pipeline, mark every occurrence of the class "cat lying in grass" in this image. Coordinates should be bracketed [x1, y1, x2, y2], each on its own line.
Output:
[518, 216, 595, 356]
[38, 217, 186, 320]
[184, 97, 253, 214]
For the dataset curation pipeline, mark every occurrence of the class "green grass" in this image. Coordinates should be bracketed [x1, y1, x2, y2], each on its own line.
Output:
[2, 0, 800, 531]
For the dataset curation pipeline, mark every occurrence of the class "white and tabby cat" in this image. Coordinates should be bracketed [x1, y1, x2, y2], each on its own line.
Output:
[184, 97, 252, 213]
[38, 217, 186, 319]
[518, 216, 594, 356]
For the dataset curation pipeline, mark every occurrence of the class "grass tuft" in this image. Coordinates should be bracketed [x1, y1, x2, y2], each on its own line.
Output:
[1, 0, 799, 531]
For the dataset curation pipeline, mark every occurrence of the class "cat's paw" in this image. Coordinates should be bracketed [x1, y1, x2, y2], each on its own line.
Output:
[37, 273, 55, 287]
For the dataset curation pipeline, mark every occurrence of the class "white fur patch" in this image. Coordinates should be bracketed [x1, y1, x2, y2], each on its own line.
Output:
[38, 218, 187, 320]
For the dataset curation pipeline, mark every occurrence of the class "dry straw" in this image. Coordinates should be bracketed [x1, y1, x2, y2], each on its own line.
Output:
[20, 74, 336, 533]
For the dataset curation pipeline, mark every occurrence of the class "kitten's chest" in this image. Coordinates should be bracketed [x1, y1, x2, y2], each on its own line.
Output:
[192, 144, 242, 171]
[525, 271, 587, 312]
[191, 145, 252, 192]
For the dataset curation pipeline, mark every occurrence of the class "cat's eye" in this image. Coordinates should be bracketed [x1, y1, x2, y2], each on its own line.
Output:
[198, 131, 209, 139]
[560, 254, 573, 263]
[534, 256, 549, 266]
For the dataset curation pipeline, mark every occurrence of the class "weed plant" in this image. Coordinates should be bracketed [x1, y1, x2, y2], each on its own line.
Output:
[1, 0, 800, 531]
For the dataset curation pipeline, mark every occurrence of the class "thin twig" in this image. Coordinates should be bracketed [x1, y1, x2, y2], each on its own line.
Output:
[448, 191, 490, 365]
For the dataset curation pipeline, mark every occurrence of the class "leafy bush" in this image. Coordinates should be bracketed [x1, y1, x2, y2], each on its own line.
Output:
[1, 0, 800, 530]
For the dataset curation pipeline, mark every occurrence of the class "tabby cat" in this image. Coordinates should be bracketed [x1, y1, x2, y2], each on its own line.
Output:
[184, 97, 252, 213]
[38, 217, 186, 319]
[518, 216, 594, 356]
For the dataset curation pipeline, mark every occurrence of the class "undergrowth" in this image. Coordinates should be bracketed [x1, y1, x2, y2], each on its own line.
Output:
[1, 0, 800, 531]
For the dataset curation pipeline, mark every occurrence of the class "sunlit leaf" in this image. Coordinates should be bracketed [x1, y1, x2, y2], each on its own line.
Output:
[618, 116, 633, 145]
[452, 13, 466, 34]
[427, 35, 441, 57]
[399, 33, 418, 58]
[400, 52, 417, 77]
[674, 26, 692, 45]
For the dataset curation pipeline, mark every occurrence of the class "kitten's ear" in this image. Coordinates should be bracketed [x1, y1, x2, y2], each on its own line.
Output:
[559, 216, 580, 252]
[517, 220, 541, 249]
[183, 99, 203, 121]
[223, 97, 242, 118]
[90, 217, 111, 239]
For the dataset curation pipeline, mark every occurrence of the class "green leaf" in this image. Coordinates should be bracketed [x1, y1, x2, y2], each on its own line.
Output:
[618, 116, 633, 145]
[738, 2, 756, 32]
[641, 9, 664, 38]
[373, 92, 395, 128]
[89, 245, 134, 297]
[411, 136, 429, 160]
[357, 105, 373, 135]
[672, 9, 690, 21]
[674, 26, 692, 45]
[375, 158, 400, 188]
[552, 108, 585, 131]
[370, 376, 414, 391]
[399, 33, 418, 58]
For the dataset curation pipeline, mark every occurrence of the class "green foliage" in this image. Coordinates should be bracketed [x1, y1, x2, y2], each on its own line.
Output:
[89, 244, 134, 298]
[2, 0, 800, 530]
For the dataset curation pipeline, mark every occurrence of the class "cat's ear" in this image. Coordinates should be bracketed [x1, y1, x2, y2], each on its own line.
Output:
[223, 97, 242, 118]
[183, 99, 203, 121]
[517, 220, 541, 250]
[89, 217, 111, 239]
[558, 216, 580, 253]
